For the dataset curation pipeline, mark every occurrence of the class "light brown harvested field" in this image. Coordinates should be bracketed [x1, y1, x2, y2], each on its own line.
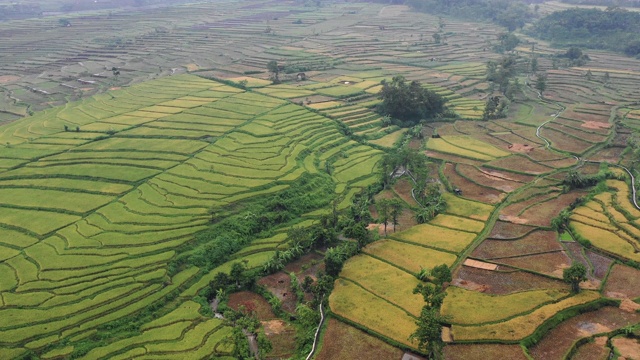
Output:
[228, 291, 276, 321]
[315, 318, 403, 360]
[519, 191, 589, 227]
[497, 251, 572, 278]
[463, 259, 498, 270]
[530, 307, 640, 360]
[445, 344, 527, 360]
[500, 192, 560, 224]
[611, 337, 640, 360]
[456, 163, 526, 193]
[588, 147, 625, 163]
[488, 221, 537, 239]
[527, 147, 571, 162]
[443, 163, 505, 204]
[426, 150, 485, 166]
[582, 121, 612, 130]
[488, 151, 553, 175]
[540, 127, 595, 154]
[454, 266, 568, 295]
[0, 75, 20, 83]
[570, 337, 610, 360]
[472, 230, 562, 260]
[603, 264, 640, 299]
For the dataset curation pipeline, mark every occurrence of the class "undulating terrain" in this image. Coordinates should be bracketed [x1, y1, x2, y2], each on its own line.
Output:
[1, 1, 640, 359]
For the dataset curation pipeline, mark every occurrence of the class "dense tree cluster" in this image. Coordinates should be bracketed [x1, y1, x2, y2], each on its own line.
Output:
[407, 0, 532, 31]
[559, 0, 640, 7]
[410, 264, 451, 359]
[377, 76, 447, 126]
[530, 7, 640, 56]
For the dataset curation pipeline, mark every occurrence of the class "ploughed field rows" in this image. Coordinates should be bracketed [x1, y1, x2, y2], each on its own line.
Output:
[329, 194, 493, 348]
[0, 1, 375, 114]
[0, 74, 383, 358]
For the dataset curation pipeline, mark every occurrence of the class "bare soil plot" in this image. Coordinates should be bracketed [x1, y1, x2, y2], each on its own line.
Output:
[603, 264, 640, 299]
[444, 344, 527, 360]
[315, 318, 403, 360]
[228, 291, 276, 320]
[472, 230, 562, 260]
[497, 251, 572, 278]
[529, 307, 640, 360]
[488, 221, 537, 239]
[570, 336, 609, 360]
[454, 266, 568, 295]
[257, 272, 297, 314]
[611, 336, 640, 360]
[443, 163, 504, 204]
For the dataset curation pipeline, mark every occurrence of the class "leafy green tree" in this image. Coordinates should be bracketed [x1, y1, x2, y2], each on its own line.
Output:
[256, 330, 273, 360]
[551, 209, 571, 233]
[376, 199, 391, 235]
[431, 264, 452, 288]
[535, 73, 547, 95]
[565, 46, 584, 60]
[267, 60, 280, 83]
[410, 307, 447, 360]
[230, 262, 246, 287]
[432, 33, 441, 44]
[496, 32, 520, 52]
[389, 199, 404, 232]
[563, 262, 587, 293]
[413, 283, 446, 309]
[530, 57, 538, 73]
[377, 76, 447, 125]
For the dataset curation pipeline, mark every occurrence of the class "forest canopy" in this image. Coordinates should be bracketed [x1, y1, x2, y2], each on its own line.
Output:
[406, 0, 531, 30]
[529, 7, 640, 56]
[377, 76, 447, 126]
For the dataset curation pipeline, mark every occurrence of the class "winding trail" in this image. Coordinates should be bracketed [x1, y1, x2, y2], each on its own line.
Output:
[532, 88, 640, 210]
[305, 299, 326, 360]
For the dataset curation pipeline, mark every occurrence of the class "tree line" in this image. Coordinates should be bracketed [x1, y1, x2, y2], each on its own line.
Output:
[529, 7, 640, 57]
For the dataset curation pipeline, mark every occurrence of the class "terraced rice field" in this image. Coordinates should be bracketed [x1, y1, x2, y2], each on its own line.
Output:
[330, 194, 491, 347]
[3, 1, 640, 359]
[0, 74, 382, 358]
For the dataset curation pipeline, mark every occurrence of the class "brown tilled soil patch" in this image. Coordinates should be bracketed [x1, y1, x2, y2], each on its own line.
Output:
[497, 251, 572, 278]
[0, 75, 20, 83]
[530, 307, 640, 360]
[443, 163, 505, 204]
[612, 337, 640, 360]
[457, 163, 525, 193]
[519, 191, 588, 227]
[473, 230, 562, 260]
[604, 264, 640, 299]
[454, 266, 568, 295]
[393, 178, 419, 207]
[315, 318, 403, 360]
[261, 319, 296, 359]
[582, 121, 612, 130]
[444, 344, 528, 360]
[228, 291, 276, 320]
[256, 272, 297, 314]
[620, 299, 640, 313]
[488, 221, 537, 239]
[463, 259, 498, 270]
[509, 143, 536, 152]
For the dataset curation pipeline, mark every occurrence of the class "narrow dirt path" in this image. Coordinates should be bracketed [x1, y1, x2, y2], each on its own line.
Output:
[532, 86, 640, 210]
[305, 299, 326, 360]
